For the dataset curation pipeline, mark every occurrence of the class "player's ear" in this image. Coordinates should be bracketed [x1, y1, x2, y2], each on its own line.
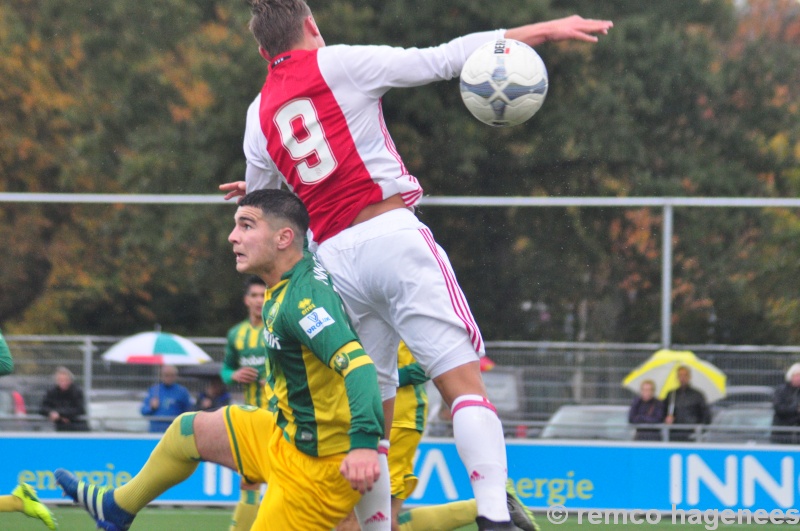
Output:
[305, 15, 320, 37]
[276, 226, 296, 251]
[258, 46, 271, 62]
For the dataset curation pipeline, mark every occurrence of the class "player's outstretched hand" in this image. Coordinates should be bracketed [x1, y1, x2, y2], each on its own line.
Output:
[220, 181, 247, 202]
[340, 448, 380, 495]
[506, 15, 613, 47]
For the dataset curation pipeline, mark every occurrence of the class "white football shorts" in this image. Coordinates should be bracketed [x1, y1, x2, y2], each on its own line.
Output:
[316, 208, 484, 400]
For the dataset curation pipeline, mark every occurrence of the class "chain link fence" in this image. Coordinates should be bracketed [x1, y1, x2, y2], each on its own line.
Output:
[3, 335, 797, 430]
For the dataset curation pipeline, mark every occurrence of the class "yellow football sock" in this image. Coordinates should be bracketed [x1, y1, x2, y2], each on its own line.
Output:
[0, 494, 23, 512]
[229, 489, 259, 531]
[114, 413, 201, 514]
[398, 500, 478, 531]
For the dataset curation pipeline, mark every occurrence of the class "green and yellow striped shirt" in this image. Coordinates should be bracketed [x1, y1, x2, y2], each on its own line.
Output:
[262, 252, 384, 457]
[221, 320, 271, 409]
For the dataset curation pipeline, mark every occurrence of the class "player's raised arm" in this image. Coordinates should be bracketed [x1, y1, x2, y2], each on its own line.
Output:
[505, 15, 613, 47]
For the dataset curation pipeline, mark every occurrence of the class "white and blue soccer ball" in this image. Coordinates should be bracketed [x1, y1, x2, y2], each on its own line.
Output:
[459, 39, 549, 127]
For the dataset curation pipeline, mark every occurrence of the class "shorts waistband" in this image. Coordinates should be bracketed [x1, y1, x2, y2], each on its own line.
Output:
[320, 208, 419, 249]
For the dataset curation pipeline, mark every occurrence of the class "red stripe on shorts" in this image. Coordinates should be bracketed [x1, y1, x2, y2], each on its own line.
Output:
[418, 228, 484, 352]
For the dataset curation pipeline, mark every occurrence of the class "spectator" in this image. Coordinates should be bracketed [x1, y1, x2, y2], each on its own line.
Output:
[194, 377, 231, 412]
[664, 366, 711, 441]
[771, 362, 800, 444]
[628, 379, 665, 441]
[40, 366, 89, 432]
[140, 365, 192, 433]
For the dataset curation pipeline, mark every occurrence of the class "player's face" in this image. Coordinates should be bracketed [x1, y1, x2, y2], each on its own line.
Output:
[244, 284, 266, 319]
[229, 206, 278, 276]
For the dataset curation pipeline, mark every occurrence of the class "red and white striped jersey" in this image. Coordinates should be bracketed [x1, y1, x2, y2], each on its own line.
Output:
[243, 30, 503, 245]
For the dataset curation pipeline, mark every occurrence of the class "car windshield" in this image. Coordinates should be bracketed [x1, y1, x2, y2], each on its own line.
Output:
[541, 407, 633, 440]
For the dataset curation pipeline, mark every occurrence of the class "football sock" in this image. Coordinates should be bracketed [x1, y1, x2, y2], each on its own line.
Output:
[114, 412, 201, 514]
[354, 439, 392, 531]
[0, 494, 23, 512]
[451, 394, 510, 523]
[398, 500, 478, 531]
[229, 489, 259, 531]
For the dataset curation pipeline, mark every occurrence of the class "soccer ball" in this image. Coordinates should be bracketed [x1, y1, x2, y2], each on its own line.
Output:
[459, 39, 549, 127]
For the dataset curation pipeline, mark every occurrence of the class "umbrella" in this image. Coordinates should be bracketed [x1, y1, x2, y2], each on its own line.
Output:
[622, 349, 727, 403]
[102, 331, 212, 366]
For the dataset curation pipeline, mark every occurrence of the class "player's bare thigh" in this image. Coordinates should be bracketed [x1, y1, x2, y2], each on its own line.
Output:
[433, 361, 487, 407]
[192, 409, 236, 471]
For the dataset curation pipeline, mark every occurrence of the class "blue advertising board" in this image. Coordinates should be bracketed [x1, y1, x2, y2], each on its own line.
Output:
[2, 434, 798, 512]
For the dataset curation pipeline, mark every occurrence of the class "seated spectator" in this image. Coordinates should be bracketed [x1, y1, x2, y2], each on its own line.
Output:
[195, 377, 231, 411]
[140, 365, 192, 433]
[628, 379, 665, 441]
[40, 366, 89, 432]
[771, 362, 800, 444]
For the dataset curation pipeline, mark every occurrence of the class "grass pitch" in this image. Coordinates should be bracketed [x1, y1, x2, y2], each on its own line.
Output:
[6, 506, 791, 530]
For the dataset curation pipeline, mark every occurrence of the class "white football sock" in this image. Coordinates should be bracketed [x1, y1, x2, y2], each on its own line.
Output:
[451, 394, 510, 523]
[354, 439, 392, 531]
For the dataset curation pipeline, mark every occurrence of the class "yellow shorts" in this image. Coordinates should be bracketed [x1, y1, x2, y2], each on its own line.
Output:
[389, 426, 421, 499]
[254, 430, 361, 530]
[223, 405, 275, 485]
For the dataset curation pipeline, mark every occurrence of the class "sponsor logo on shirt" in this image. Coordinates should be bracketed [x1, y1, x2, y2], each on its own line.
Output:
[298, 298, 316, 315]
[299, 308, 335, 339]
[263, 329, 281, 350]
[240, 355, 265, 367]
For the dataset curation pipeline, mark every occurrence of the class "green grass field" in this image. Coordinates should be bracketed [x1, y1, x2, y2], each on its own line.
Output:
[5, 506, 795, 531]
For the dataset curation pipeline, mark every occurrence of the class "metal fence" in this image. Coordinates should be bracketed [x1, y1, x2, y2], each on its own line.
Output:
[3, 335, 797, 428]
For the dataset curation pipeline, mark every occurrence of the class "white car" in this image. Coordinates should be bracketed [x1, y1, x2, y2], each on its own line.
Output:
[88, 400, 150, 433]
[540, 405, 636, 441]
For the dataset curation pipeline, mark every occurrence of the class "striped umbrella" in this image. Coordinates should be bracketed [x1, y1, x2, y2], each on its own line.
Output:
[102, 331, 212, 366]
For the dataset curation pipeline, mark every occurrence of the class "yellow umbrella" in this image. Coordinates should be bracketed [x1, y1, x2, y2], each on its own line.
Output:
[622, 349, 727, 403]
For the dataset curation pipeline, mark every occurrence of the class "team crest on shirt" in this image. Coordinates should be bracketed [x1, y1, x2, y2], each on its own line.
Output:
[299, 308, 335, 339]
[265, 302, 281, 331]
[333, 353, 350, 374]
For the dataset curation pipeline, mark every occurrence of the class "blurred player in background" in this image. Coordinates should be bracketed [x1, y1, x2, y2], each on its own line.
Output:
[221, 275, 269, 531]
[56, 189, 388, 531]
[221, 2, 611, 528]
[0, 329, 57, 529]
[338, 346, 537, 531]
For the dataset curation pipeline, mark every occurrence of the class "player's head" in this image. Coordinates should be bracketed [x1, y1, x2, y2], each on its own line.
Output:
[229, 189, 309, 276]
[248, 0, 314, 58]
[243, 275, 266, 320]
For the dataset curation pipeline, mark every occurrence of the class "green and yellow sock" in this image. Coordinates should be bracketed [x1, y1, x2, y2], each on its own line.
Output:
[114, 412, 201, 514]
[398, 499, 478, 531]
[0, 494, 23, 513]
[229, 489, 259, 531]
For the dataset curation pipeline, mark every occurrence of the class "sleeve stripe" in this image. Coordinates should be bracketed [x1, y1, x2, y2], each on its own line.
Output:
[342, 356, 374, 377]
[335, 341, 363, 356]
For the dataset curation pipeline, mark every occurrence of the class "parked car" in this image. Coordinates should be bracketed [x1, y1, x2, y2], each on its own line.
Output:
[714, 385, 774, 409]
[702, 405, 773, 444]
[540, 405, 635, 441]
[88, 389, 149, 433]
[88, 400, 150, 433]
